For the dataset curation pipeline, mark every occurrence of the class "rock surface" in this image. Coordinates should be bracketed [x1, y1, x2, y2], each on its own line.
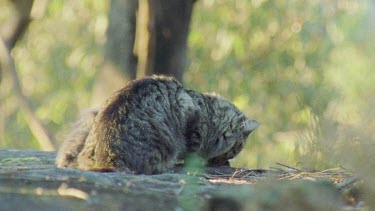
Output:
[0, 149, 343, 210]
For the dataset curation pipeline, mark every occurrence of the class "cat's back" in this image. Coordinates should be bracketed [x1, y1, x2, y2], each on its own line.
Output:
[76, 76, 190, 172]
[95, 75, 183, 125]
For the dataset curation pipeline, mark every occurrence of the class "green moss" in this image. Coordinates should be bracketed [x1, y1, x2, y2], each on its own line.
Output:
[1, 157, 40, 164]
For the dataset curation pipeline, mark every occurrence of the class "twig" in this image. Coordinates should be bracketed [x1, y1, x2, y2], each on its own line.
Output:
[230, 168, 241, 180]
[338, 165, 349, 171]
[320, 167, 343, 173]
[213, 170, 226, 175]
[276, 162, 302, 172]
[270, 167, 286, 172]
[336, 176, 359, 190]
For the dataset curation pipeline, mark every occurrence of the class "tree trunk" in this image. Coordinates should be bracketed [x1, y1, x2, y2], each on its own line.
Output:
[104, 0, 138, 78]
[92, 0, 138, 107]
[92, 0, 195, 106]
[148, 0, 194, 82]
[134, 0, 154, 79]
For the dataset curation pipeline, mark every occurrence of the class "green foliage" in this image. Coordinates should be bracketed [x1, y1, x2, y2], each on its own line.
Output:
[183, 153, 206, 174]
[186, 0, 375, 169]
[0, 1, 107, 147]
[0, 0, 374, 175]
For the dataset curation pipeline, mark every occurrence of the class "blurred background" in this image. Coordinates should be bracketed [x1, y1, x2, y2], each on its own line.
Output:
[0, 0, 374, 176]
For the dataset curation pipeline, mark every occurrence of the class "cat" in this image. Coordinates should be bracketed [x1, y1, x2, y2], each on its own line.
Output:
[56, 75, 259, 174]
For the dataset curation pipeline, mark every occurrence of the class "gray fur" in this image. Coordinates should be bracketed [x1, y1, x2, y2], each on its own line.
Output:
[56, 75, 259, 174]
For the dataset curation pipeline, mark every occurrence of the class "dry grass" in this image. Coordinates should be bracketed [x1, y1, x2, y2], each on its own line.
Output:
[202, 163, 362, 208]
[205, 163, 355, 185]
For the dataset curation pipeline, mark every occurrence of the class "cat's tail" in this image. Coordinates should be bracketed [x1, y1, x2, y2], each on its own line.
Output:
[56, 109, 98, 168]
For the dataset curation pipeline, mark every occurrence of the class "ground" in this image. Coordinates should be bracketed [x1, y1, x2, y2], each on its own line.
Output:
[0, 149, 360, 210]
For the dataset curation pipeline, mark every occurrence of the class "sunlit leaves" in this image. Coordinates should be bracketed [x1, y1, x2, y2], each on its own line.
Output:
[0, 0, 107, 148]
[187, 0, 374, 167]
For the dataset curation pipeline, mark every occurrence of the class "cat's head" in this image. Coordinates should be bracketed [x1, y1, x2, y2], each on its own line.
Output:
[201, 93, 259, 161]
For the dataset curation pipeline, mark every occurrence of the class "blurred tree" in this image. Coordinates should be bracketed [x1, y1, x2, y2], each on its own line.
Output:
[0, 0, 55, 150]
[92, 0, 137, 106]
[0, 0, 34, 83]
[186, 0, 374, 168]
[0, 0, 33, 50]
[147, 0, 194, 80]
[92, 0, 195, 106]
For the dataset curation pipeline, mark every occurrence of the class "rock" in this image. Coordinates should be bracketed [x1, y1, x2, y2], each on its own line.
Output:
[0, 149, 343, 210]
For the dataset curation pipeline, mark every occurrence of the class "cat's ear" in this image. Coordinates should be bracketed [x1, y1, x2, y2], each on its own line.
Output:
[241, 119, 259, 136]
